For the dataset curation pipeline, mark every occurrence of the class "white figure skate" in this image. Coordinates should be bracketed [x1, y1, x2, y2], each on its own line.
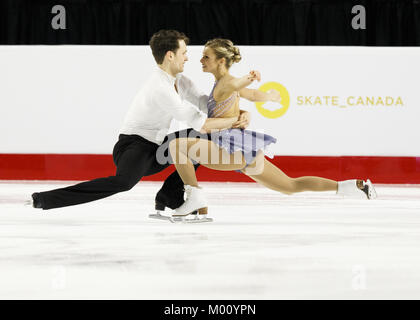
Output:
[337, 179, 377, 199]
[149, 185, 212, 223]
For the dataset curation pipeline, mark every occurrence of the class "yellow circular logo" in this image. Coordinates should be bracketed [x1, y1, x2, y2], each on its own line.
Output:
[255, 82, 290, 119]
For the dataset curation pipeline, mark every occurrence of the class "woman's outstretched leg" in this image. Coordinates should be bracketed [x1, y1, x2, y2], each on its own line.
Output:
[243, 156, 338, 194]
[168, 139, 376, 216]
[243, 156, 376, 198]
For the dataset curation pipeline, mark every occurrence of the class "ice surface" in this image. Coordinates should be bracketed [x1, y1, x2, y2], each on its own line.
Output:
[0, 181, 419, 299]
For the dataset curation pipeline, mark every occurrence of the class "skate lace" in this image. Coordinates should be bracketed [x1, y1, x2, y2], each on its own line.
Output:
[185, 186, 193, 199]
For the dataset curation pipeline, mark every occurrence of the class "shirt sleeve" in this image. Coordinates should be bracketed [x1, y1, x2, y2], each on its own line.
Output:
[154, 85, 207, 131]
[180, 76, 209, 114]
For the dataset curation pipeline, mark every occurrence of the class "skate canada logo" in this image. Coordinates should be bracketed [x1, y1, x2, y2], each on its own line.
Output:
[255, 81, 290, 119]
[255, 82, 405, 119]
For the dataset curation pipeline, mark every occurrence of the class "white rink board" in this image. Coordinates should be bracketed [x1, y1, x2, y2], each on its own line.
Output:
[1, 46, 419, 156]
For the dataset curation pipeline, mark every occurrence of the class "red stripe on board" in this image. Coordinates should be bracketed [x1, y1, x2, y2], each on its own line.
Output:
[1, 154, 420, 184]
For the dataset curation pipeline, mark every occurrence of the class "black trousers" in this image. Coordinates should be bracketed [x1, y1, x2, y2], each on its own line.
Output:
[37, 129, 209, 210]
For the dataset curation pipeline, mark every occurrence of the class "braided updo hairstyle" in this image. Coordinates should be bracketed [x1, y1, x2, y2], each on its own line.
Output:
[204, 38, 241, 69]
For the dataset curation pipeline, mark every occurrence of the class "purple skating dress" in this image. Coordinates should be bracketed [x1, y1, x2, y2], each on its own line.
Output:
[207, 82, 277, 166]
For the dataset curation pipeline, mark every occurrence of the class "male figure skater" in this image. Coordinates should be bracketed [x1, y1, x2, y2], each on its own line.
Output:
[31, 29, 249, 211]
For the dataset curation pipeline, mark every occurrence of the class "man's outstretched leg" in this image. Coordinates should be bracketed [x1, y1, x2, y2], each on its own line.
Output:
[32, 134, 169, 210]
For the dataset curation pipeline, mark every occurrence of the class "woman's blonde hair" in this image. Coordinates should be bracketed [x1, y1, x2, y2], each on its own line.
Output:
[204, 38, 241, 69]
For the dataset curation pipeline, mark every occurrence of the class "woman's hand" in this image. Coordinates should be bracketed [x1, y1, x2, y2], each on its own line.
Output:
[267, 89, 282, 104]
[248, 70, 261, 82]
[232, 110, 251, 129]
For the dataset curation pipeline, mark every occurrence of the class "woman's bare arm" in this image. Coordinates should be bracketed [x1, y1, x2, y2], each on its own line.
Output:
[218, 70, 261, 100]
[239, 88, 281, 103]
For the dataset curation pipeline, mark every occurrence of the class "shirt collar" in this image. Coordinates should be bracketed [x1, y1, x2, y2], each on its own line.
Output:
[156, 67, 177, 85]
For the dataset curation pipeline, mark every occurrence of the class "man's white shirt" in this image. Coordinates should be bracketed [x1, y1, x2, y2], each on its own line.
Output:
[120, 67, 208, 145]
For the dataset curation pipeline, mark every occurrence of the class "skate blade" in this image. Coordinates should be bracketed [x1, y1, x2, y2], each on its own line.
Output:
[149, 213, 213, 224]
[178, 216, 213, 224]
[149, 212, 176, 223]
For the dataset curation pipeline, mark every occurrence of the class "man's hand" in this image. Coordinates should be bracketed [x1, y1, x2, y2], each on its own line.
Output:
[232, 110, 251, 129]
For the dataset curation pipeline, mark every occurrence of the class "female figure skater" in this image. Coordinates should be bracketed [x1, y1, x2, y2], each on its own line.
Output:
[169, 38, 377, 217]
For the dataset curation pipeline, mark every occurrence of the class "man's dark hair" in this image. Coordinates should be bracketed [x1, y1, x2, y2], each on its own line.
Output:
[149, 30, 189, 64]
